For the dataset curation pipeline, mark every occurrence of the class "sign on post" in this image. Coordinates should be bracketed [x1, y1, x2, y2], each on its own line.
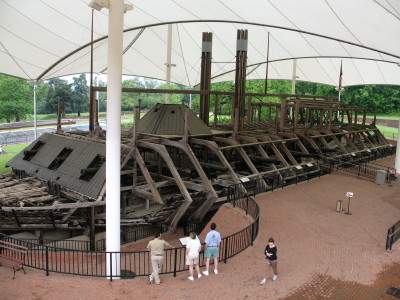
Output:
[344, 192, 353, 215]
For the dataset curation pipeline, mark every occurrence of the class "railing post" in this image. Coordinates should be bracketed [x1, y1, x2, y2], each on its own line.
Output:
[229, 187, 236, 207]
[251, 222, 254, 247]
[45, 246, 49, 276]
[173, 248, 178, 277]
[109, 252, 113, 282]
[246, 196, 249, 215]
[224, 238, 229, 264]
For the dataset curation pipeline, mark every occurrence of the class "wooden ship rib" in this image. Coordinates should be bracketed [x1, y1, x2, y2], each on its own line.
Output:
[0, 30, 394, 244]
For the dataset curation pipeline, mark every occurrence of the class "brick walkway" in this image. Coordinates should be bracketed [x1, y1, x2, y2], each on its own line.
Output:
[1, 158, 399, 300]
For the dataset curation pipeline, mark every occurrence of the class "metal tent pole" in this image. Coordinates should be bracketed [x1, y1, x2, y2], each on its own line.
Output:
[101, 0, 132, 279]
[395, 118, 400, 179]
[165, 24, 173, 104]
[33, 84, 37, 140]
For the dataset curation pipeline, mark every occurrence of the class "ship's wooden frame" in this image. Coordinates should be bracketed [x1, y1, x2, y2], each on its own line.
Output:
[0, 30, 394, 245]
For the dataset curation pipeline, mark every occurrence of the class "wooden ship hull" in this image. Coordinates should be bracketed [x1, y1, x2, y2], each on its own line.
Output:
[2, 101, 393, 233]
[0, 30, 395, 242]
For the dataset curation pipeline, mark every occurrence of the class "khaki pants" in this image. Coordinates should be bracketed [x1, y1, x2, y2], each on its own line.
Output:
[151, 255, 163, 284]
[267, 259, 278, 275]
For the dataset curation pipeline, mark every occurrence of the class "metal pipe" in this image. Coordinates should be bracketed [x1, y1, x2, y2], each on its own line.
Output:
[106, 0, 125, 279]
[165, 24, 173, 104]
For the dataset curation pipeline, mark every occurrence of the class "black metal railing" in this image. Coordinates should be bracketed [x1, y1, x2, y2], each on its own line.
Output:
[226, 161, 333, 200]
[317, 146, 397, 183]
[335, 161, 395, 183]
[96, 224, 163, 251]
[9, 225, 162, 252]
[0, 186, 260, 280]
[386, 220, 400, 251]
[8, 238, 91, 251]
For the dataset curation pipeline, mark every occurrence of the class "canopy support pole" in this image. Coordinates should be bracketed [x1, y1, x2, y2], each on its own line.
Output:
[89, 9, 95, 131]
[291, 59, 297, 95]
[264, 32, 270, 94]
[165, 24, 173, 104]
[33, 84, 37, 140]
[395, 119, 400, 179]
[106, 0, 125, 279]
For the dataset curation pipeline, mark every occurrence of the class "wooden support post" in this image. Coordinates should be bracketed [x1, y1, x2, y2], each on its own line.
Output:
[57, 100, 62, 133]
[354, 110, 358, 125]
[294, 100, 300, 129]
[341, 110, 344, 126]
[305, 108, 310, 132]
[95, 98, 99, 128]
[233, 29, 248, 132]
[279, 97, 287, 132]
[373, 108, 377, 125]
[213, 95, 219, 128]
[233, 108, 239, 140]
[247, 96, 252, 122]
[183, 106, 189, 144]
[362, 110, 366, 125]
[89, 206, 95, 251]
[199, 32, 213, 125]
[121, 192, 126, 215]
[328, 109, 333, 129]
[309, 109, 314, 128]
[319, 109, 324, 128]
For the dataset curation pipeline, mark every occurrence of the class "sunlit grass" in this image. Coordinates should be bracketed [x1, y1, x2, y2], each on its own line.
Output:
[0, 143, 30, 174]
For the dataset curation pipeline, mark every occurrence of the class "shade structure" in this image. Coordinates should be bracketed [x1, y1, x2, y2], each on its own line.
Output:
[1, 0, 400, 87]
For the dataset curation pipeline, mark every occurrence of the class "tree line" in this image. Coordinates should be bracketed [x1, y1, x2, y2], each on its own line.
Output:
[0, 73, 398, 123]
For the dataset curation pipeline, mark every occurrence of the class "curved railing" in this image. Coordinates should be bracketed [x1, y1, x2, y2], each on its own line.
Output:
[0, 187, 259, 280]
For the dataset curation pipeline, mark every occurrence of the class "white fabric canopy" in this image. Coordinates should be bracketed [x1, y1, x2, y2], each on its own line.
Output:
[1, 0, 400, 87]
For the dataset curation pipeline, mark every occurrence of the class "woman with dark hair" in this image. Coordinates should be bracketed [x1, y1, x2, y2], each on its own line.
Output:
[260, 237, 278, 285]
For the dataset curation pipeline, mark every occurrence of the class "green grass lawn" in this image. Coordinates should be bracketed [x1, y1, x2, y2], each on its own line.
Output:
[366, 114, 400, 120]
[0, 143, 30, 174]
[376, 125, 399, 139]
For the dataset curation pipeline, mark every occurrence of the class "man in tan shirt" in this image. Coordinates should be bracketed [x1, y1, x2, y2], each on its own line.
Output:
[147, 230, 174, 284]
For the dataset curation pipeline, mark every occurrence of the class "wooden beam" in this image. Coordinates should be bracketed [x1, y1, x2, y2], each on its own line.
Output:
[1, 201, 106, 212]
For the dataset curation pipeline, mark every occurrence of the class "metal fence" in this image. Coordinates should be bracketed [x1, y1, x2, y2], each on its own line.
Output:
[380, 131, 399, 140]
[96, 224, 163, 251]
[335, 160, 396, 183]
[386, 220, 400, 251]
[224, 162, 333, 199]
[0, 134, 37, 146]
[10, 225, 163, 252]
[0, 187, 260, 280]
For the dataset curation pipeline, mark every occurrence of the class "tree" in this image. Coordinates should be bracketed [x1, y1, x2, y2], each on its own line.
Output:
[44, 79, 73, 117]
[342, 85, 400, 113]
[71, 74, 89, 116]
[0, 74, 32, 122]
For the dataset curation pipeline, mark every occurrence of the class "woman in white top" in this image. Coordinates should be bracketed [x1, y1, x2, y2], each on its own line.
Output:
[186, 232, 202, 280]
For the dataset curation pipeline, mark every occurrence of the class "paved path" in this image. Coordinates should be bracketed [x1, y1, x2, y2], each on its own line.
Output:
[1, 160, 399, 299]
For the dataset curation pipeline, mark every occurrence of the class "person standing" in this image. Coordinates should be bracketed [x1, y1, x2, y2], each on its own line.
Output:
[202, 222, 221, 276]
[260, 237, 278, 284]
[186, 232, 202, 280]
[147, 230, 174, 285]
